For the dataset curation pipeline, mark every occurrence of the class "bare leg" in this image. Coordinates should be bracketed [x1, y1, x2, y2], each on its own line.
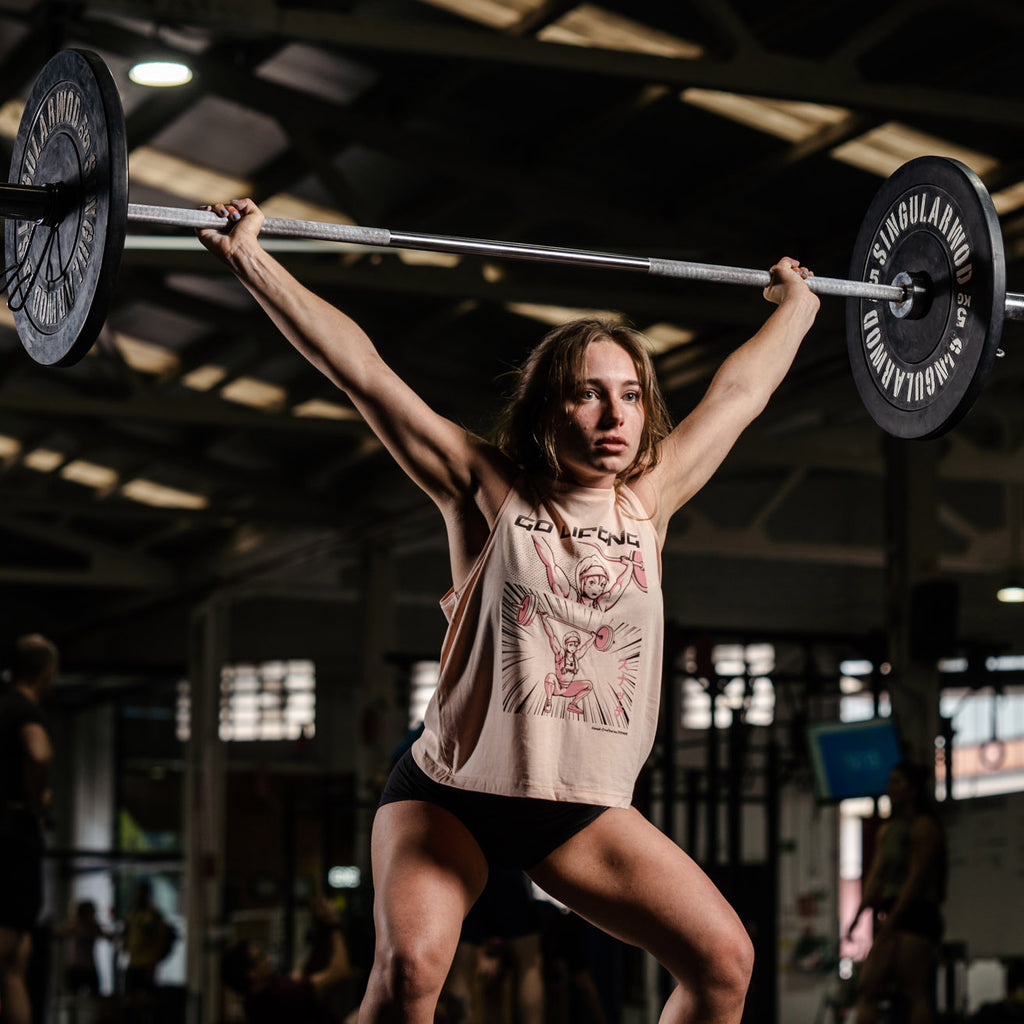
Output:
[544, 675, 557, 713]
[852, 928, 897, 1024]
[564, 680, 592, 716]
[359, 801, 488, 1024]
[441, 942, 478, 1023]
[893, 932, 937, 1024]
[509, 933, 544, 1024]
[0, 927, 33, 1024]
[529, 808, 753, 1024]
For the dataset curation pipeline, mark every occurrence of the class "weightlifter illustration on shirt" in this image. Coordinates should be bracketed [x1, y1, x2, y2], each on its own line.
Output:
[502, 528, 647, 723]
[531, 534, 646, 610]
[540, 612, 595, 715]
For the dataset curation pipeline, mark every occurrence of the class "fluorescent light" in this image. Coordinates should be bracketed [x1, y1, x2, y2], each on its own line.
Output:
[181, 365, 227, 392]
[505, 302, 623, 326]
[24, 448, 64, 473]
[328, 865, 361, 889]
[831, 122, 999, 179]
[996, 583, 1024, 603]
[0, 100, 22, 140]
[291, 398, 361, 420]
[129, 146, 251, 203]
[112, 333, 180, 377]
[839, 659, 873, 677]
[61, 459, 119, 492]
[538, 4, 703, 59]
[121, 479, 209, 510]
[416, 0, 544, 30]
[643, 322, 696, 355]
[129, 60, 193, 88]
[220, 376, 287, 412]
[682, 89, 849, 143]
[991, 180, 1024, 216]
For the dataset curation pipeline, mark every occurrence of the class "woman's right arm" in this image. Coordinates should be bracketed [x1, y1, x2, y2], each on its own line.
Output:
[196, 200, 511, 518]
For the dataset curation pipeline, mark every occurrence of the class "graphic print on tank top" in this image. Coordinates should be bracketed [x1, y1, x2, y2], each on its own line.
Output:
[500, 529, 647, 727]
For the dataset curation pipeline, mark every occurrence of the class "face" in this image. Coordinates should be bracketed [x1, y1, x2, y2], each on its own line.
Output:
[581, 572, 608, 598]
[887, 768, 912, 806]
[555, 340, 645, 488]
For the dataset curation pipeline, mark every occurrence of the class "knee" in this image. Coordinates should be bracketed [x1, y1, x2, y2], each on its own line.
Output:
[694, 924, 754, 1014]
[372, 937, 452, 1009]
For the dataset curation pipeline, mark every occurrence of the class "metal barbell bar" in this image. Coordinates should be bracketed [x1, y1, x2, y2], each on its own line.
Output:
[3, 186, 1022, 320]
[0, 183, 978, 310]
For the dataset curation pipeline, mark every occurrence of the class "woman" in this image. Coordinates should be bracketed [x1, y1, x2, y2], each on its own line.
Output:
[847, 762, 947, 1024]
[198, 199, 819, 1024]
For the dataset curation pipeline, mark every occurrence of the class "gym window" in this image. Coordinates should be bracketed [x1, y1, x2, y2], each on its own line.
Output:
[408, 660, 440, 729]
[680, 642, 776, 729]
[175, 659, 316, 742]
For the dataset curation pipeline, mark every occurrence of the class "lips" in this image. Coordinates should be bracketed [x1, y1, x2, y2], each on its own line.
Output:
[595, 436, 628, 453]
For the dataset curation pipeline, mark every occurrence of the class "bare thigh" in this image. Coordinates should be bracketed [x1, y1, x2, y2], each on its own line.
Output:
[856, 930, 898, 999]
[370, 800, 490, 964]
[528, 806, 750, 984]
[893, 931, 936, 996]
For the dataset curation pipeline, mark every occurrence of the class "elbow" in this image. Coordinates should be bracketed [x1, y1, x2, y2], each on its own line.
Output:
[710, 376, 771, 422]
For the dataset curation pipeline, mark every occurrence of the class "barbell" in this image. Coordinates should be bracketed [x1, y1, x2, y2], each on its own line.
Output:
[3, 48, 1022, 439]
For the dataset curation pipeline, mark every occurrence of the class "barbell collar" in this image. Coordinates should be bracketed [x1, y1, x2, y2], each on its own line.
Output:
[0, 182, 61, 225]
[1005, 293, 1024, 321]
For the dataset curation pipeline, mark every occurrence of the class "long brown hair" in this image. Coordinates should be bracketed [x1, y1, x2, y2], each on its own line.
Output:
[493, 317, 673, 486]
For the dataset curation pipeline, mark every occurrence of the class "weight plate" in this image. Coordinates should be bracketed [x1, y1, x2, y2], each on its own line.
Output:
[845, 156, 1004, 439]
[5, 49, 128, 366]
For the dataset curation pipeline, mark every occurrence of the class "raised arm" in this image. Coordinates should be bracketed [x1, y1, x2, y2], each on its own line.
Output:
[638, 258, 819, 532]
[196, 200, 511, 521]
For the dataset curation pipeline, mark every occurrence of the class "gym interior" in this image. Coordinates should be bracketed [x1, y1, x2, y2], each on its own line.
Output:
[1, 3, 1023, 1024]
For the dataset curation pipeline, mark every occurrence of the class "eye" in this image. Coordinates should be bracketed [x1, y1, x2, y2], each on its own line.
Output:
[579, 388, 598, 401]
[623, 390, 641, 403]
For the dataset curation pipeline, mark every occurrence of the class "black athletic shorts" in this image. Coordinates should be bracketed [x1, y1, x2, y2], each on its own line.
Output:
[0, 809, 43, 932]
[877, 898, 944, 942]
[379, 749, 608, 870]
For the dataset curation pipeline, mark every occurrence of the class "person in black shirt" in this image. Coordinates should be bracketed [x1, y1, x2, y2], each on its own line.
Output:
[0, 634, 58, 1024]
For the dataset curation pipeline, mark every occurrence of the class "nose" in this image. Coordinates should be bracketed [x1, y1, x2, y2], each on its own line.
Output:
[602, 396, 626, 425]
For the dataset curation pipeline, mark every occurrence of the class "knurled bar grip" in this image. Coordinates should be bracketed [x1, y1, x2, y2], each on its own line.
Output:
[128, 204, 393, 247]
[647, 258, 906, 301]
[127, 203, 909, 303]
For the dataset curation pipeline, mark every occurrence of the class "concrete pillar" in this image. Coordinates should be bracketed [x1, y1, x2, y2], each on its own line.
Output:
[884, 436, 943, 766]
[352, 539, 400, 875]
[184, 596, 229, 1024]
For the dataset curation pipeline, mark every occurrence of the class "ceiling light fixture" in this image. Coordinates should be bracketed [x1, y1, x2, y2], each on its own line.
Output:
[129, 59, 193, 87]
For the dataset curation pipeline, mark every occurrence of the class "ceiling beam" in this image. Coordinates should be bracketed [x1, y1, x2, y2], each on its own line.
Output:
[84, 2, 1024, 127]
[0, 386, 370, 434]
